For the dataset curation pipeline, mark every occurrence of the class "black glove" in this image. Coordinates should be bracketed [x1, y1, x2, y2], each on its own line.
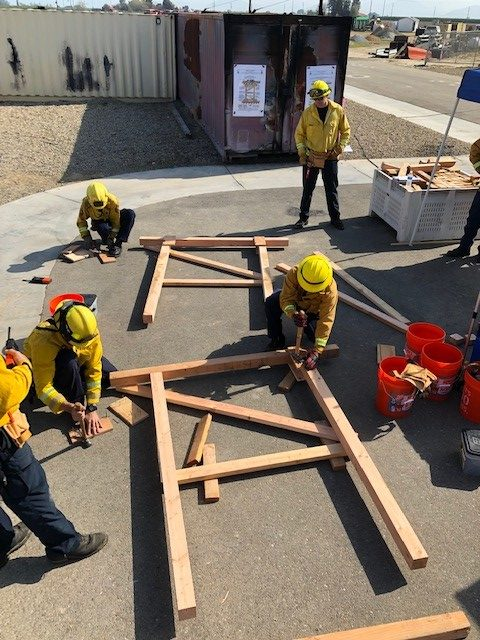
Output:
[293, 311, 307, 328]
[84, 235, 93, 250]
[304, 348, 321, 370]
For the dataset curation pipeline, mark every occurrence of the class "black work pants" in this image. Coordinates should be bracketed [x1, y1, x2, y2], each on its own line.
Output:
[0, 440, 79, 556]
[299, 160, 340, 221]
[458, 190, 480, 252]
[265, 290, 318, 342]
[91, 208, 136, 244]
[52, 349, 117, 405]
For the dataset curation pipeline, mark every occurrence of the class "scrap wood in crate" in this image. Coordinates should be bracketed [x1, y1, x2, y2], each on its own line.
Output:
[380, 157, 479, 191]
[110, 350, 427, 620]
[139, 235, 288, 324]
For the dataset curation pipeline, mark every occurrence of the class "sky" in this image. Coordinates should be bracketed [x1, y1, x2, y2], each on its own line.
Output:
[31, 0, 480, 20]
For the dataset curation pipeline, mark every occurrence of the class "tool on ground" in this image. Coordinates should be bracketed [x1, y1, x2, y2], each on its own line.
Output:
[4, 327, 19, 368]
[462, 291, 480, 368]
[22, 276, 52, 284]
[78, 416, 93, 448]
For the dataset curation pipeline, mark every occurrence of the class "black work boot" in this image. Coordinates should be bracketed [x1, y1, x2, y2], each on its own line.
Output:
[330, 218, 345, 230]
[108, 242, 122, 258]
[266, 335, 286, 351]
[1, 523, 32, 567]
[294, 215, 309, 229]
[46, 532, 108, 565]
[446, 246, 470, 258]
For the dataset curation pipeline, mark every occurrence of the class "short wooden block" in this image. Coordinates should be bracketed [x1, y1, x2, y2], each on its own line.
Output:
[203, 443, 220, 503]
[376, 344, 396, 364]
[68, 417, 113, 444]
[61, 248, 92, 263]
[108, 397, 149, 427]
[278, 370, 296, 392]
[447, 333, 464, 346]
[98, 253, 116, 264]
[185, 413, 212, 467]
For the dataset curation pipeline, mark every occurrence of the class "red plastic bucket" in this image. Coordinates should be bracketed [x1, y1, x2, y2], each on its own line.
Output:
[404, 322, 445, 363]
[49, 293, 84, 315]
[376, 356, 416, 418]
[420, 342, 463, 401]
[460, 364, 480, 423]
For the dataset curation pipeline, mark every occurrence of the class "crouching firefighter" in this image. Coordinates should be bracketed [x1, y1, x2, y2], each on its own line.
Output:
[23, 300, 116, 437]
[0, 347, 107, 566]
[77, 182, 135, 257]
[264, 253, 338, 370]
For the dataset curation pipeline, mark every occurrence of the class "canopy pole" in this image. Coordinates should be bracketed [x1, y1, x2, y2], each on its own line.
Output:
[408, 97, 460, 246]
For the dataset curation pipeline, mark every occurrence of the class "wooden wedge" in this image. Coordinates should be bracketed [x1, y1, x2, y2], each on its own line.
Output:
[108, 397, 149, 427]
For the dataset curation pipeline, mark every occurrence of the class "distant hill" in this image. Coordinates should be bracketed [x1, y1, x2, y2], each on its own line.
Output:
[441, 5, 480, 18]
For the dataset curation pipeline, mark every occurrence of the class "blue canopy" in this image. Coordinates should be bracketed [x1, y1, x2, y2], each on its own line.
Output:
[457, 68, 480, 103]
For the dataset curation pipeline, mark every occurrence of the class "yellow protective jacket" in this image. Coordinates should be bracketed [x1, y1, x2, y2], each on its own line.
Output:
[470, 138, 480, 172]
[76, 192, 120, 240]
[0, 356, 33, 446]
[295, 101, 350, 156]
[23, 321, 103, 414]
[279, 266, 338, 349]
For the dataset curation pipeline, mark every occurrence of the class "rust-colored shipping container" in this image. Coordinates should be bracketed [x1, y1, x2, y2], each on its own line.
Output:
[176, 13, 351, 160]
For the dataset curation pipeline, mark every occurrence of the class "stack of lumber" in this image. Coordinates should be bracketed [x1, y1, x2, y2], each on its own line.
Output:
[380, 157, 479, 192]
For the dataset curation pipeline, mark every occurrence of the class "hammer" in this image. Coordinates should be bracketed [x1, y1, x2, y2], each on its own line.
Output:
[79, 415, 92, 449]
[292, 310, 307, 364]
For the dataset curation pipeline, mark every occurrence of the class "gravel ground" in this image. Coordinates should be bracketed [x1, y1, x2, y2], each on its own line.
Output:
[0, 92, 470, 206]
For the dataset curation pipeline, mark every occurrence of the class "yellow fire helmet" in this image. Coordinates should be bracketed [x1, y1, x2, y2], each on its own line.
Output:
[86, 182, 108, 209]
[308, 79, 331, 99]
[53, 301, 98, 345]
[296, 254, 333, 292]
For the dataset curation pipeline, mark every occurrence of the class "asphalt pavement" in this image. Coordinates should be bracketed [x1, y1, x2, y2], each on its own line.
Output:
[2, 175, 480, 640]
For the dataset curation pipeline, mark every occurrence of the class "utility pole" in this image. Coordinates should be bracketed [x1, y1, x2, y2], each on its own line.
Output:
[248, 0, 252, 10]
[318, 0, 323, 15]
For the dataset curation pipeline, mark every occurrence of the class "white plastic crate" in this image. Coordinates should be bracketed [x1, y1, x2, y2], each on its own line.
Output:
[369, 169, 478, 242]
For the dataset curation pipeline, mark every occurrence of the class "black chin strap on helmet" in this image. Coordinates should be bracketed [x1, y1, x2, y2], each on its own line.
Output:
[53, 301, 89, 344]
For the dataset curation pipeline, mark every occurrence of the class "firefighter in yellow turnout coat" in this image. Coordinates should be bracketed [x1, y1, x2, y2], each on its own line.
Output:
[0, 348, 107, 566]
[77, 182, 135, 257]
[264, 254, 338, 370]
[24, 301, 109, 437]
[294, 80, 350, 230]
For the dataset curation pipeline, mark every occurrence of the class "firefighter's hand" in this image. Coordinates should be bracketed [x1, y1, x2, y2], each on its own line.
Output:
[299, 154, 307, 166]
[68, 402, 85, 424]
[304, 348, 322, 370]
[5, 349, 31, 367]
[293, 311, 307, 328]
[84, 410, 102, 436]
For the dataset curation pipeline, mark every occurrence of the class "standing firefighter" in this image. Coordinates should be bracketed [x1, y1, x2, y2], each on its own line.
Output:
[447, 138, 480, 261]
[294, 80, 351, 230]
[0, 347, 107, 566]
[264, 253, 338, 370]
[77, 182, 136, 257]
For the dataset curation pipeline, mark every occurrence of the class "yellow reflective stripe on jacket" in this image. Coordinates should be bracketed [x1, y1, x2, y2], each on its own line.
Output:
[39, 383, 66, 414]
[283, 304, 296, 317]
[86, 380, 101, 405]
[315, 338, 327, 348]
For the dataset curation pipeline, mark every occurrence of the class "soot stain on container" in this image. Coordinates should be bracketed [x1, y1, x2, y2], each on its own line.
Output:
[103, 55, 114, 91]
[7, 38, 26, 90]
[62, 46, 101, 92]
[184, 18, 201, 82]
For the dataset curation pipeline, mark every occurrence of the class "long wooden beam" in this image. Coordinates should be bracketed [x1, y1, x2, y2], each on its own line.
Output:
[169, 248, 262, 279]
[254, 236, 273, 300]
[329, 259, 410, 324]
[143, 245, 170, 324]
[303, 368, 428, 570]
[110, 346, 339, 388]
[150, 372, 196, 620]
[176, 443, 346, 485]
[164, 389, 338, 440]
[275, 263, 408, 334]
[294, 611, 470, 640]
[163, 278, 261, 287]
[110, 350, 291, 387]
[140, 236, 289, 249]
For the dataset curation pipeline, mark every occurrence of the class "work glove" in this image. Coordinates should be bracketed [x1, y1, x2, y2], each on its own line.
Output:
[330, 145, 343, 158]
[299, 154, 307, 166]
[304, 348, 321, 370]
[293, 310, 307, 328]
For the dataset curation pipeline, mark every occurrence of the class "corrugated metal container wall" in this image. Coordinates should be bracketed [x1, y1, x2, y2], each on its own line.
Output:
[0, 9, 176, 99]
[176, 13, 225, 153]
[176, 13, 351, 159]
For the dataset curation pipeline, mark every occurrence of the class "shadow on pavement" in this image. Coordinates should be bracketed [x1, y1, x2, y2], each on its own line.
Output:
[457, 579, 480, 631]
[8, 244, 68, 274]
[0, 557, 52, 586]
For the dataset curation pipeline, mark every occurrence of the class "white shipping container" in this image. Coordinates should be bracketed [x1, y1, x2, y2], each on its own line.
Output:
[0, 8, 176, 99]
